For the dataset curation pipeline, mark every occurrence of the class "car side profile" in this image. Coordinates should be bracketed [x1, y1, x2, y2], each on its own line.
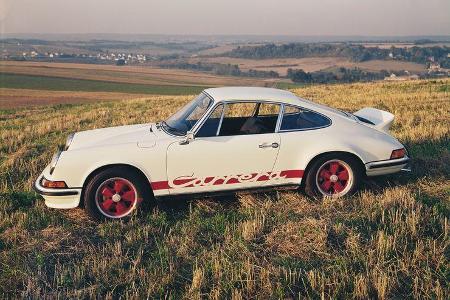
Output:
[34, 87, 410, 220]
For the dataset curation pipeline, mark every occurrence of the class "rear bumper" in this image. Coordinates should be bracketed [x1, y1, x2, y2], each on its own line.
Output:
[365, 156, 410, 176]
[33, 174, 81, 209]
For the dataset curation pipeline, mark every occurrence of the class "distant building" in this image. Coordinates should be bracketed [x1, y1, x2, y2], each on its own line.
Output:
[428, 62, 441, 72]
[384, 73, 419, 81]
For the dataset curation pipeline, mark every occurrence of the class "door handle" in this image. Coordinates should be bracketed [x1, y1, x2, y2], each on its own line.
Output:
[259, 142, 279, 149]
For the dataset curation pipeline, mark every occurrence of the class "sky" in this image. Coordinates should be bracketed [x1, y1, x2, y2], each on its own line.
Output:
[1, 0, 449, 37]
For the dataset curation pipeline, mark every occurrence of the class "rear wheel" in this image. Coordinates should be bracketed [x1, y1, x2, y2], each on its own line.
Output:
[304, 154, 362, 198]
[84, 167, 151, 220]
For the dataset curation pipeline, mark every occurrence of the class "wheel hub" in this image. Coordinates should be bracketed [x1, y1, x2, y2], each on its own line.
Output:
[330, 174, 338, 182]
[95, 177, 138, 219]
[112, 194, 121, 202]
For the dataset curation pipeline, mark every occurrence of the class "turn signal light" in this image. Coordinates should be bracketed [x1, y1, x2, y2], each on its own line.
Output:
[41, 178, 68, 189]
[390, 148, 406, 159]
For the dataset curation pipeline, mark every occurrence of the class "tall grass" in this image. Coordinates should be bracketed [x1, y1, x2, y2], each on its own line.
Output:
[0, 79, 449, 298]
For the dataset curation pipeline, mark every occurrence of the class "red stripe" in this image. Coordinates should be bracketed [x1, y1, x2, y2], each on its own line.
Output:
[151, 169, 303, 191]
[281, 169, 304, 178]
[151, 181, 169, 190]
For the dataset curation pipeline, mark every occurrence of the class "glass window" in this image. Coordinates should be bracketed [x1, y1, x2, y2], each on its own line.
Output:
[196, 104, 224, 137]
[218, 102, 280, 136]
[164, 94, 213, 136]
[257, 103, 280, 116]
[280, 105, 330, 131]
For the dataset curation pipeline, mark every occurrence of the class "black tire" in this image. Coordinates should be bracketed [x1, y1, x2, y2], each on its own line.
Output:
[304, 153, 363, 198]
[84, 166, 152, 221]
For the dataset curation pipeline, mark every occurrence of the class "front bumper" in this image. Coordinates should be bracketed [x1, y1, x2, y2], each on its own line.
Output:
[365, 156, 410, 176]
[34, 174, 82, 209]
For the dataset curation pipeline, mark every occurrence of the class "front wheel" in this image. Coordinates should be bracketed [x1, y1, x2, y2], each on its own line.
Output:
[304, 154, 362, 198]
[84, 167, 151, 220]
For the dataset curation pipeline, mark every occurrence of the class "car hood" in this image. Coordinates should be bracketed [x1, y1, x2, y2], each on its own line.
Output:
[69, 123, 161, 150]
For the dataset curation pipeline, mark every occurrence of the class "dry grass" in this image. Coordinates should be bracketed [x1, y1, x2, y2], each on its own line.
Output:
[0, 79, 449, 298]
[0, 88, 150, 109]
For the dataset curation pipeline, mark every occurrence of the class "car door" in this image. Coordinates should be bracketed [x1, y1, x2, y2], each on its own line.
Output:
[166, 101, 282, 195]
[271, 105, 333, 186]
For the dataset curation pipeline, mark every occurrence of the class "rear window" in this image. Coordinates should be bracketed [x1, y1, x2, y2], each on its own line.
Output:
[280, 105, 330, 131]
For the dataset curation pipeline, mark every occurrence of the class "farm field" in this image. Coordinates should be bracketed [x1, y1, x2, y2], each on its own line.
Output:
[189, 56, 351, 76]
[188, 56, 427, 76]
[0, 79, 449, 298]
[0, 88, 153, 109]
[0, 61, 271, 87]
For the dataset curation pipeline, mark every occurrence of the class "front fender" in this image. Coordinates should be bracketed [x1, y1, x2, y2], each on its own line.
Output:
[49, 143, 167, 190]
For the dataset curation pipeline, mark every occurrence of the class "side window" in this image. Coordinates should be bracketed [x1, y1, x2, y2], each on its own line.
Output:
[257, 103, 280, 116]
[219, 102, 280, 136]
[253, 103, 281, 133]
[280, 105, 330, 131]
[196, 104, 224, 137]
[219, 103, 257, 136]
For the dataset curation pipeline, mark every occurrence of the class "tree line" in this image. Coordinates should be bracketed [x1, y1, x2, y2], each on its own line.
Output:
[159, 62, 279, 78]
[224, 43, 450, 67]
[287, 68, 389, 84]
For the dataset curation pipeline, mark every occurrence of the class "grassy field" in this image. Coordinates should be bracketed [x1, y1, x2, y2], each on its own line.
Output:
[0, 61, 270, 87]
[0, 73, 205, 96]
[0, 79, 449, 298]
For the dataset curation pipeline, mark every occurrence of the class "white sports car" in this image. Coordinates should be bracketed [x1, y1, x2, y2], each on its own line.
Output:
[34, 87, 410, 220]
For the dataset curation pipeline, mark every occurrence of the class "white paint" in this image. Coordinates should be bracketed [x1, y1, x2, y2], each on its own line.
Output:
[35, 87, 408, 210]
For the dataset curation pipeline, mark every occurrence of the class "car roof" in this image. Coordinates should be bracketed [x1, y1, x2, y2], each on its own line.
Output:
[203, 87, 303, 106]
[203, 86, 350, 120]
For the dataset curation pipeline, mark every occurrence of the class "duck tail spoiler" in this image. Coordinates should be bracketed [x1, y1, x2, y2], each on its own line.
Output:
[353, 107, 394, 133]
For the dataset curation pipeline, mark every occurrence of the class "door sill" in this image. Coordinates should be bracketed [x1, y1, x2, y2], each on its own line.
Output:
[155, 184, 300, 201]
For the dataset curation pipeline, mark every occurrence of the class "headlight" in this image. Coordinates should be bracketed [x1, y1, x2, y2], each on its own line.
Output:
[49, 150, 62, 175]
[64, 133, 75, 150]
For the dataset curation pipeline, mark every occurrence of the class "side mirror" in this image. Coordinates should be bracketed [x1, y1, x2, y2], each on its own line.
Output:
[180, 131, 194, 145]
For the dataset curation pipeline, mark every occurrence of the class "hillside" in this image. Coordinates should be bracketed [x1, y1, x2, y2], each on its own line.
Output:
[0, 79, 449, 298]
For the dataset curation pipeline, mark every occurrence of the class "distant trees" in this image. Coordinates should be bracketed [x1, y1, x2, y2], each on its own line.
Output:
[287, 67, 388, 84]
[225, 43, 450, 65]
[287, 69, 312, 83]
[115, 58, 126, 66]
[159, 62, 279, 78]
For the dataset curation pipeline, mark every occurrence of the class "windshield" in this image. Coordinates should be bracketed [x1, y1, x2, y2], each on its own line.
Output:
[163, 93, 213, 136]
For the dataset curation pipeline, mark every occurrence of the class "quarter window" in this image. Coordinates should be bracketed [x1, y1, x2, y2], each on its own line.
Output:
[280, 105, 330, 131]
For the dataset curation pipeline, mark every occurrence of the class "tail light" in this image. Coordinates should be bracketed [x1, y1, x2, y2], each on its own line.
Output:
[390, 148, 406, 159]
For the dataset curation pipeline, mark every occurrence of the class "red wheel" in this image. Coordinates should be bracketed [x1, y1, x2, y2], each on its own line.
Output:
[304, 153, 362, 198]
[83, 166, 153, 221]
[95, 177, 138, 218]
[315, 160, 353, 197]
